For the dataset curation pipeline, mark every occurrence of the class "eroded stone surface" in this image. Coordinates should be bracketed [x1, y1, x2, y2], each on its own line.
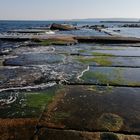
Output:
[36, 128, 140, 140]
[39, 85, 140, 133]
[0, 118, 37, 140]
[0, 67, 43, 88]
[4, 53, 65, 66]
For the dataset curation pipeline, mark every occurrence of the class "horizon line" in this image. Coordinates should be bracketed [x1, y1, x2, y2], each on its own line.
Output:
[0, 17, 140, 22]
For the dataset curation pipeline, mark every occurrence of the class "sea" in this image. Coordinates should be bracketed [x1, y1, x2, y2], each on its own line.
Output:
[0, 20, 140, 37]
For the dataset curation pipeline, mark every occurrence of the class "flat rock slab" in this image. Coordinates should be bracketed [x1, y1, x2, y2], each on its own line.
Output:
[11, 46, 56, 55]
[81, 49, 140, 57]
[59, 29, 108, 36]
[0, 85, 61, 139]
[36, 129, 140, 140]
[74, 56, 140, 67]
[0, 118, 37, 140]
[75, 36, 140, 43]
[0, 85, 60, 118]
[0, 66, 43, 88]
[0, 62, 87, 89]
[77, 66, 140, 86]
[39, 85, 140, 133]
[8, 29, 48, 33]
[3, 53, 65, 66]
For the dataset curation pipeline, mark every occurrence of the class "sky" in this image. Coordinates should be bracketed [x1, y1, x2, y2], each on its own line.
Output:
[0, 0, 140, 20]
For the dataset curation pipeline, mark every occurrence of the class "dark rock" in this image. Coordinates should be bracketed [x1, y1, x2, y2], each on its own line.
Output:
[0, 67, 43, 89]
[81, 25, 90, 28]
[75, 36, 140, 43]
[36, 128, 140, 140]
[0, 118, 37, 140]
[89, 25, 107, 30]
[50, 23, 77, 31]
[3, 53, 64, 66]
[121, 24, 140, 28]
[113, 30, 121, 32]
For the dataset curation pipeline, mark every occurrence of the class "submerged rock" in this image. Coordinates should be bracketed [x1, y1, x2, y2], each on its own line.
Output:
[98, 113, 124, 131]
[3, 53, 65, 66]
[39, 85, 140, 133]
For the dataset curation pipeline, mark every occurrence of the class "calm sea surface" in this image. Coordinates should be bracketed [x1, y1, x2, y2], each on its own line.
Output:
[0, 20, 140, 37]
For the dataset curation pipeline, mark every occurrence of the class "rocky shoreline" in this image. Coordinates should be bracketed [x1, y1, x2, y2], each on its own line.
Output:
[0, 23, 140, 140]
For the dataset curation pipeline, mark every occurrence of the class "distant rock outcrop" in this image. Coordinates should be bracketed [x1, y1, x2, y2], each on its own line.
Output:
[121, 24, 140, 28]
[50, 23, 77, 31]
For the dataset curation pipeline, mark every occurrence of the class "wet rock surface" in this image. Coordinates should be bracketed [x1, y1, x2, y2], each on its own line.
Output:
[36, 129, 140, 140]
[3, 53, 65, 66]
[0, 25, 140, 139]
[39, 86, 140, 133]
[0, 67, 43, 89]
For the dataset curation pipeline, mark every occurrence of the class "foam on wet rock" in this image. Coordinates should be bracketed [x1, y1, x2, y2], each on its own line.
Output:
[0, 66, 43, 89]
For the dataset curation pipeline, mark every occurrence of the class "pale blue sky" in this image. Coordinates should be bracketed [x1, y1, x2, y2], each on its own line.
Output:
[0, 0, 140, 20]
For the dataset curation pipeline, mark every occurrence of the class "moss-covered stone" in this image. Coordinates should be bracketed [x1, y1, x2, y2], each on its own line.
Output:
[40, 39, 69, 46]
[78, 50, 86, 53]
[81, 71, 109, 84]
[75, 56, 112, 66]
[98, 113, 123, 131]
[81, 67, 125, 86]
[92, 52, 114, 56]
[87, 85, 113, 94]
[25, 92, 54, 109]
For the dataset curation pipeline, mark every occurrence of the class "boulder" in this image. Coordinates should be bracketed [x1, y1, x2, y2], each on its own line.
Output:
[50, 23, 76, 31]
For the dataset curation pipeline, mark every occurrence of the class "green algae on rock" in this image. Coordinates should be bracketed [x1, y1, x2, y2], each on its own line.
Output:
[37, 37, 77, 46]
[98, 113, 124, 131]
[92, 52, 115, 56]
[40, 39, 70, 46]
[80, 67, 134, 86]
[25, 90, 57, 110]
[87, 85, 113, 94]
[81, 71, 109, 84]
[0, 86, 62, 119]
[75, 56, 112, 66]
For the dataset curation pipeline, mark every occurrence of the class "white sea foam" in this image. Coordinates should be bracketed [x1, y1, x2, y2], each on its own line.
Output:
[45, 31, 55, 35]
[77, 65, 89, 80]
[0, 82, 57, 93]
